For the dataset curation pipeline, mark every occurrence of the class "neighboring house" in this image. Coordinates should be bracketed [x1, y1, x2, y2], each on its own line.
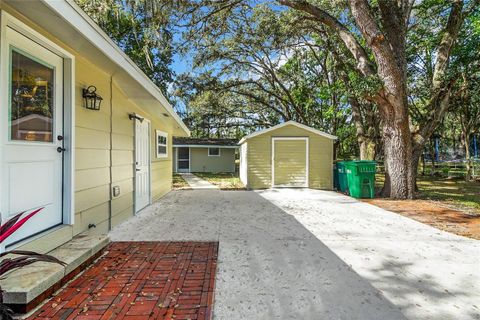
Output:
[173, 137, 238, 173]
[239, 121, 337, 189]
[0, 0, 189, 253]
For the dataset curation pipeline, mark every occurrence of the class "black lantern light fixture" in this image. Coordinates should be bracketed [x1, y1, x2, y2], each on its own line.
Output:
[82, 86, 103, 111]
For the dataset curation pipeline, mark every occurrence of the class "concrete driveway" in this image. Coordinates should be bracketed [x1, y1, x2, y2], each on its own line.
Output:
[110, 189, 479, 320]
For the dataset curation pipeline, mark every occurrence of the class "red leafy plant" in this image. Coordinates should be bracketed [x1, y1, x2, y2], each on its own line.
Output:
[0, 208, 65, 320]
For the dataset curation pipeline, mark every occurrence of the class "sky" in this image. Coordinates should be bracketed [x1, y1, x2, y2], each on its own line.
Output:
[171, 31, 193, 76]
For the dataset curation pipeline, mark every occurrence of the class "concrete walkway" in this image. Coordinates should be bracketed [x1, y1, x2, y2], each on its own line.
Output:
[110, 189, 479, 320]
[180, 173, 218, 189]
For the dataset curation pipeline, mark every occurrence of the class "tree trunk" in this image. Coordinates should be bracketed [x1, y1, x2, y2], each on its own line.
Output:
[381, 126, 414, 198]
[411, 147, 424, 193]
[359, 138, 376, 160]
[377, 96, 414, 199]
[350, 96, 377, 160]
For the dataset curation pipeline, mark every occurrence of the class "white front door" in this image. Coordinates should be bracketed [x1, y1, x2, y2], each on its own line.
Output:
[135, 119, 151, 212]
[1, 28, 64, 246]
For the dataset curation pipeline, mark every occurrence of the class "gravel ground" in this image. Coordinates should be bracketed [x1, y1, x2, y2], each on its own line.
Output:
[109, 189, 480, 320]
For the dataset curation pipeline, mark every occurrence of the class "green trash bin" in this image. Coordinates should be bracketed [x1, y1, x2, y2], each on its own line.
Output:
[345, 161, 376, 198]
[333, 165, 338, 190]
[336, 161, 349, 192]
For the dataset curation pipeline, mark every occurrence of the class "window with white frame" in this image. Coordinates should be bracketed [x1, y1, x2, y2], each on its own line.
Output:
[156, 130, 168, 158]
[208, 147, 220, 157]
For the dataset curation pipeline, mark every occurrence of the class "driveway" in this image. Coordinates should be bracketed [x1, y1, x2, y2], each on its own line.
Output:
[110, 189, 480, 320]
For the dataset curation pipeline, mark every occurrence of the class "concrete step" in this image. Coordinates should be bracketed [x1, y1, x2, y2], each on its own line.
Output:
[0, 233, 109, 314]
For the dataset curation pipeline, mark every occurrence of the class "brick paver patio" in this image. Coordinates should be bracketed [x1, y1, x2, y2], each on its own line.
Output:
[28, 241, 218, 320]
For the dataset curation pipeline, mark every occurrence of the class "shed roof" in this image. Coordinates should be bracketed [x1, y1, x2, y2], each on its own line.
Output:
[173, 137, 239, 148]
[239, 121, 338, 144]
[5, 0, 189, 137]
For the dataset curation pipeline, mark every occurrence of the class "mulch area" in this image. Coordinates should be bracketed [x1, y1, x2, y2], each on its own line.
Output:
[364, 199, 480, 240]
[28, 241, 218, 320]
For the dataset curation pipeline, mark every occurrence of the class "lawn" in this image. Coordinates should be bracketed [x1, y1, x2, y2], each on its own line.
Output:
[172, 173, 190, 190]
[376, 174, 480, 215]
[193, 172, 245, 190]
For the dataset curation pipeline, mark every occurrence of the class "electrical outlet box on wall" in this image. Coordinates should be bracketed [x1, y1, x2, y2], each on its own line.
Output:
[112, 186, 121, 197]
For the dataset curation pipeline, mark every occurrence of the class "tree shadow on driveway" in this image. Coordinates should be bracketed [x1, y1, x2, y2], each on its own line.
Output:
[110, 189, 479, 320]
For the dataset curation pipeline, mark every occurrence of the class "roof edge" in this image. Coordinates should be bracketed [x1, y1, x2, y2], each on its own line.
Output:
[239, 121, 338, 144]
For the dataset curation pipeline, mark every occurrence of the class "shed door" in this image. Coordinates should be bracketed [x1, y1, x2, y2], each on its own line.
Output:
[272, 138, 308, 187]
[135, 119, 150, 212]
[1, 28, 64, 246]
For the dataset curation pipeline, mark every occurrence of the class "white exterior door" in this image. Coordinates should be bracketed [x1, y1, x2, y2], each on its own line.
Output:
[1, 28, 64, 246]
[135, 119, 150, 212]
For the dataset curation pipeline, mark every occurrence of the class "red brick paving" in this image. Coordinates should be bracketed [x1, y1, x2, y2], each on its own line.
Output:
[28, 242, 218, 320]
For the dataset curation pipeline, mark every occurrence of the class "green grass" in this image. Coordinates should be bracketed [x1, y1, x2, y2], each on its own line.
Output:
[376, 174, 480, 215]
[193, 172, 245, 189]
[172, 173, 190, 189]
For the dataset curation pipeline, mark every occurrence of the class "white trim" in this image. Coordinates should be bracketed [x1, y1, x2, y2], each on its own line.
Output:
[239, 143, 248, 186]
[0, 11, 76, 250]
[271, 137, 309, 188]
[33, 0, 189, 136]
[155, 130, 168, 158]
[208, 147, 221, 157]
[172, 144, 238, 149]
[239, 121, 337, 144]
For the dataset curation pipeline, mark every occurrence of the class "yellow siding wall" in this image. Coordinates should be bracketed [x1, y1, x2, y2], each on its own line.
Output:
[151, 133, 173, 202]
[74, 58, 112, 235]
[246, 125, 333, 189]
[74, 58, 174, 233]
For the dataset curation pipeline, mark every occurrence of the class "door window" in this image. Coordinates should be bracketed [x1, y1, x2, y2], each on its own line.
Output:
[10, 48, 55, 142]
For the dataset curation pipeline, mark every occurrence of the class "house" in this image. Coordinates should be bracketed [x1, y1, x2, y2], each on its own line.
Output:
[239, 121, 337, 189]
[0, 0, 189, 253]
[173, 137, 238, 173]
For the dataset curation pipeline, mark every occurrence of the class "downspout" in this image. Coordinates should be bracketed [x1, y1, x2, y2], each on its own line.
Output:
[108, 75, 113, 231]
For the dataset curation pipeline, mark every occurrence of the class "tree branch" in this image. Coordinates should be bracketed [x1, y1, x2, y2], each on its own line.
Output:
[277, 0, 375, 77]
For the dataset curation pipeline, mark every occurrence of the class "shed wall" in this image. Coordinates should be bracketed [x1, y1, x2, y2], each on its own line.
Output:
[245, 124, 333, 189]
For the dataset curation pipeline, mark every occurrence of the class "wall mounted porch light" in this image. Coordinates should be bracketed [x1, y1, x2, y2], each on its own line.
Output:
[82, 85, 103, 111]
